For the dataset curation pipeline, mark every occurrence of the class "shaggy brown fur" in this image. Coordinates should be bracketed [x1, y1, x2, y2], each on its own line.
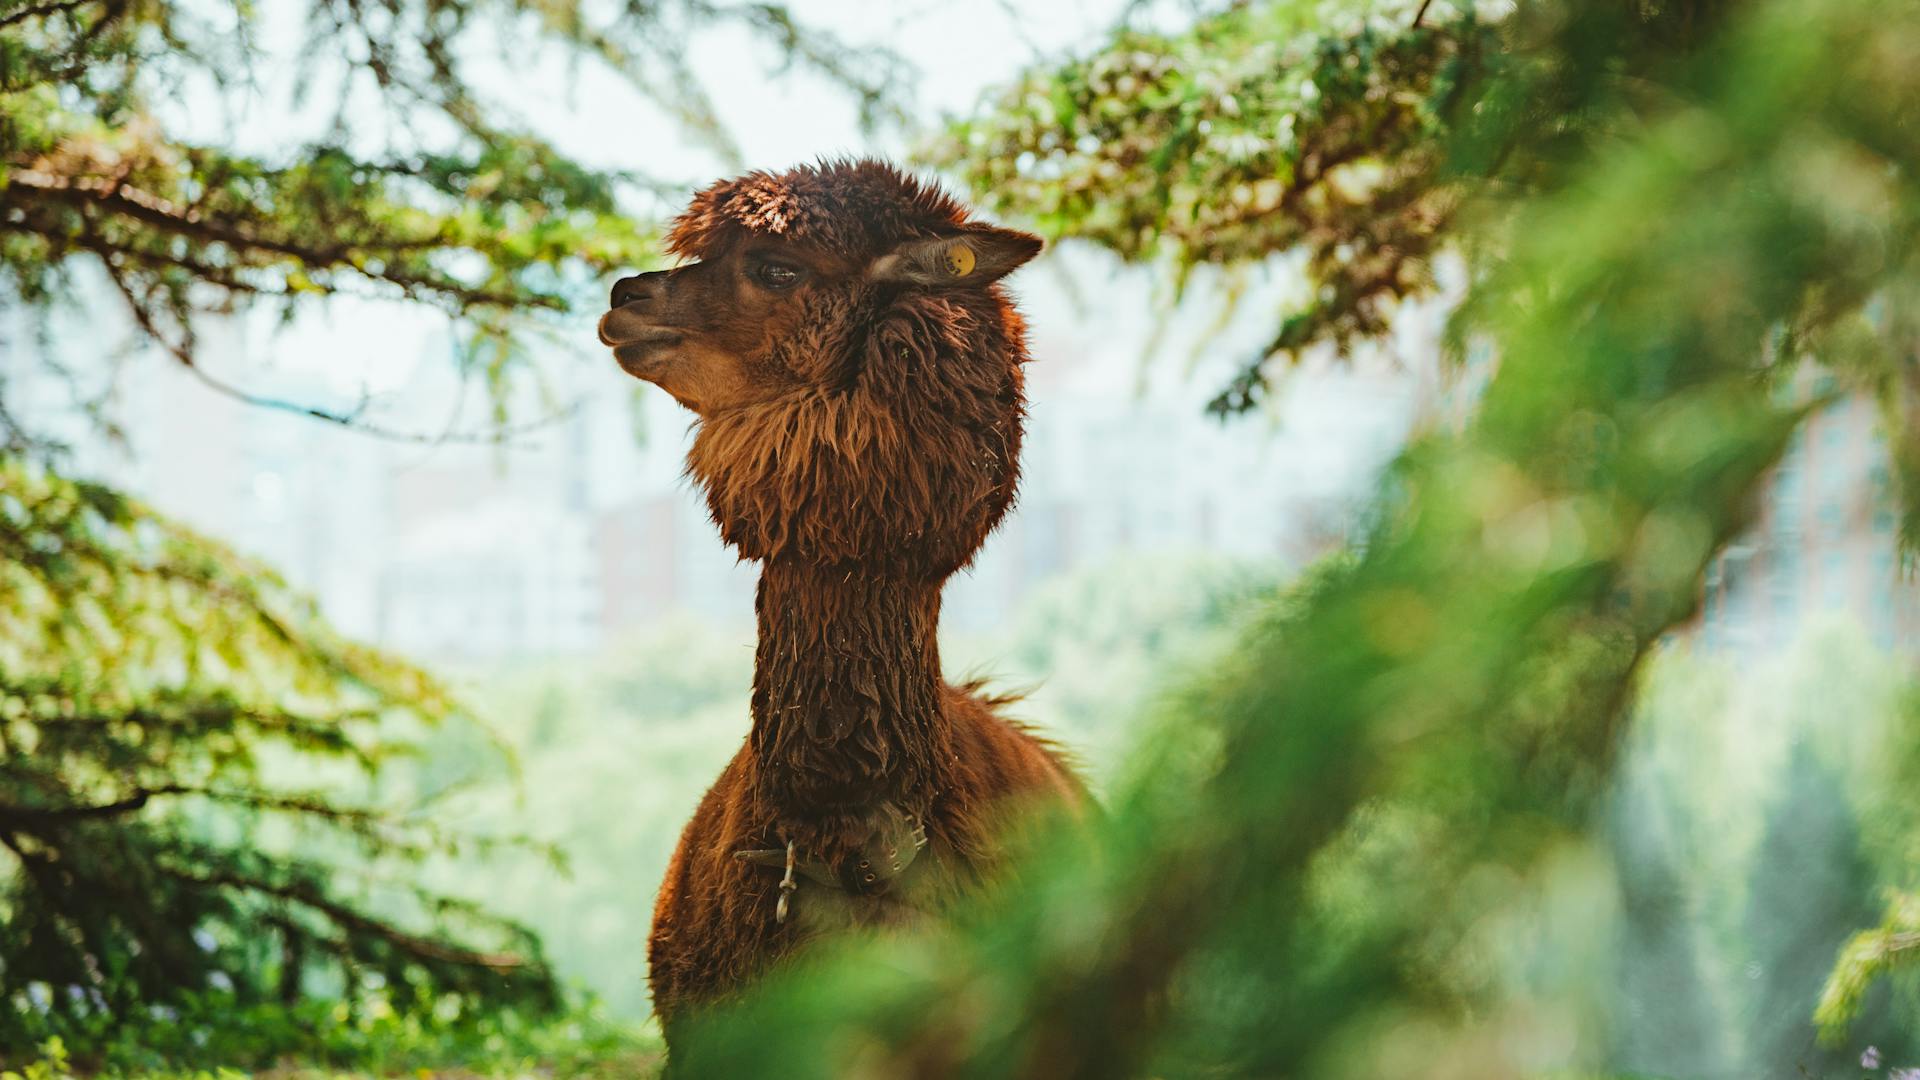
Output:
[598, 160, 1084, 1047]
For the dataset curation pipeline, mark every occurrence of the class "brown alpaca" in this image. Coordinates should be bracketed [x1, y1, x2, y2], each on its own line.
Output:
[598, 160, 1085, 1046]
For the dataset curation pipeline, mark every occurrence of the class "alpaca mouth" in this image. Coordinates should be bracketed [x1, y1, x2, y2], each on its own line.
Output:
[597, 311, 685, 350]
[602, 322, 688, 382]
[609, 338, 685, 380]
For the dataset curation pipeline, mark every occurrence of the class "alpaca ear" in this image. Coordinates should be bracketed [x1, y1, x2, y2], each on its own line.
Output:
[868, 227, 1043, 288]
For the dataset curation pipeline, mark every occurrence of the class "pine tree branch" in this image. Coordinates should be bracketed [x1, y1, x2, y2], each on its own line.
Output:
[162, 865, 532, 972]
[9, 169, 346, 263]
[9, 170, 560, 313]
[0, 785, 408, 825]
[0, 787, 172, 821]
[84, 248, 577, 445]
[0, 0, 95, 29]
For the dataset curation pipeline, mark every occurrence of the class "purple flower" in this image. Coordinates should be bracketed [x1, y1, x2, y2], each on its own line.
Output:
[1864, 1046, 1884, 1069]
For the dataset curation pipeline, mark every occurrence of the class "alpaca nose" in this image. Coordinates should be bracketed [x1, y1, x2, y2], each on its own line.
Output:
[610, 270, 669, 310]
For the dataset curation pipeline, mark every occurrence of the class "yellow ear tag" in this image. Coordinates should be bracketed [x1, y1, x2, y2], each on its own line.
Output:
[945, 242, 976, 277]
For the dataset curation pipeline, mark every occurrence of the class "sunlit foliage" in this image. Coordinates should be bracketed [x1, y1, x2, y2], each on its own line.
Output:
[930, 0, 1482, 415]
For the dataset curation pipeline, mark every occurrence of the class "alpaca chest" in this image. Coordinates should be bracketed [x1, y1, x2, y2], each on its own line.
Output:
[779, 856, 943, 934]
[733, 803, 947, 932]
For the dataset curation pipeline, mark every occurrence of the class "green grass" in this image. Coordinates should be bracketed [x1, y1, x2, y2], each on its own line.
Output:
[4, 998, 663, 1080]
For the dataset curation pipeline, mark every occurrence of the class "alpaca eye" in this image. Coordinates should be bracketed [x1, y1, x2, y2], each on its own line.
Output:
[754, 262, 801, 289]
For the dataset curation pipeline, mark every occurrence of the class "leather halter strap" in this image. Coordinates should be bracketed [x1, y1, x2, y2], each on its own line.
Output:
[734, 802, 929, 921]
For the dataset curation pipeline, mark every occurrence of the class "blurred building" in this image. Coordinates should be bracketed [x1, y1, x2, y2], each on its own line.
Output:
[1395, 313, 1920, 658]
[35, 319, 396, 641]
[1698, 385, 1920, 654]
[942, 343, 1418, 631]
[593, 491, 757, 633]
[381, 494, 601, 657]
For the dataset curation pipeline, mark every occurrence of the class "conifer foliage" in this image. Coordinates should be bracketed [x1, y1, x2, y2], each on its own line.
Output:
[0, 456, 554, 1041]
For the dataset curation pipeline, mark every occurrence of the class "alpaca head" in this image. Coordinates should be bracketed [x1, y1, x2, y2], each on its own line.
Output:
[600, 160, 1043, 578]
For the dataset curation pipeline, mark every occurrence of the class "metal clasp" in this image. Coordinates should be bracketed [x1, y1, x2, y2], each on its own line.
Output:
[776, 838, 798, 924]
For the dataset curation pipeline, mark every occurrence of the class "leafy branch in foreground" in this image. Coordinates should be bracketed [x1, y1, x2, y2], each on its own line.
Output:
[1819, 680, 1920, 1049]
[927, 0, 1778, 415]
[0, 456, 557, 1057]
[673, 0, 1920, 1074]
[1820, 892, 1920, 1047]
[929, 0, 1487, 416]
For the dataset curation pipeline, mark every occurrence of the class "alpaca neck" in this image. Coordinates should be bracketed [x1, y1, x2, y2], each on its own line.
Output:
[749, 558, 949, 821]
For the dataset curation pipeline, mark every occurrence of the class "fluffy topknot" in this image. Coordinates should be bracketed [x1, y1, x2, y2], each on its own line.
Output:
[666, 159, 975, 262]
